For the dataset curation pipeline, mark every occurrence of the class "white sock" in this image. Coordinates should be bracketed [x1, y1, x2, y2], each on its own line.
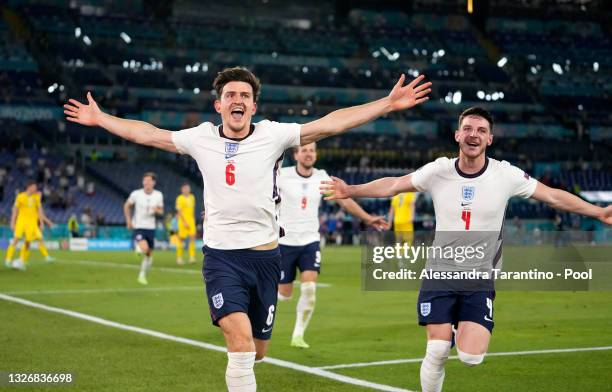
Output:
[292, 281, 316, 338]
[420, 340, 451, 392]
[139, 256, 152, 276]
[226, 352, 256, 392]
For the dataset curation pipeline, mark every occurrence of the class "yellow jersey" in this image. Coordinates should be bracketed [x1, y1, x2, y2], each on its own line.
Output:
[391, 192, 416, 225]
[15, 191, 41, 226]
[175, 193, 196, 224]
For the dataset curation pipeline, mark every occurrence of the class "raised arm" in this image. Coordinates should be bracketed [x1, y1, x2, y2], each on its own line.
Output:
[123, 200, 134, 230]
[531, 182, 612, 224]
[336, 198, 390, 231]
[300, 74, 431, 145]
[321, 174, 417, 200]
[64, 92, 177, 153]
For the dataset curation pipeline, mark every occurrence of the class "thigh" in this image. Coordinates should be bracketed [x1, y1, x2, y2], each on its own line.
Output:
[249, 251, 281, 341]
[26, 225, 42, 242]
[297, 242, 321, 274]
[13, 222, 26, 239]
[426, 323, 453, 341]
[457, 291, 495, 334]
[218, 312, 255, 353]
[279, 245, 299, 284]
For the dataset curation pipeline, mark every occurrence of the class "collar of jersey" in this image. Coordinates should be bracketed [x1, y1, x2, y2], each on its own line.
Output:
[219, 124, 255, 141]
[455, 156, 489, 179]
[295, 166, 314, 178]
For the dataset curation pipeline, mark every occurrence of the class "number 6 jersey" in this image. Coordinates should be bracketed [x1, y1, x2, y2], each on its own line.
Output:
[172, 120, 301, 249]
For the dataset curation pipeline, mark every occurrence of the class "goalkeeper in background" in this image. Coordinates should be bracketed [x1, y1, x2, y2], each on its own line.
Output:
[5, 180, 54, 270]
[175, 183, 197, 265]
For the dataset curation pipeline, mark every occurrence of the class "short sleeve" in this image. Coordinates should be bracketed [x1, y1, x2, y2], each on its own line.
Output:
[172, 122, 212, 156]
[262, 120, 301, 150]
[14, 194, 22, 208]
[157, 192, 164, 207]
[127, 191, 137, 205]
[410, 161, 441, 192]
[503, 163, 537, 199]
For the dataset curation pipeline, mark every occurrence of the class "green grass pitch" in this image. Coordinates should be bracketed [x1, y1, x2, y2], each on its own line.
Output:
[1, 247, 611, 391]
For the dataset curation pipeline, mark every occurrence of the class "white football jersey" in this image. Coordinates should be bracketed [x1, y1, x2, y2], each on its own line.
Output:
[278, 166, 331, 246]
[127, 189, 164, 230]
[411, 157, 537, 232]
[172, 120, 301, 249]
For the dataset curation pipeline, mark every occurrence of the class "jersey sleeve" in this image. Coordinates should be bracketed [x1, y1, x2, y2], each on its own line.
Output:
[126, 191, 137, 205]
[157, 192, 164, 208]
[14, 194, 23, 208]
[175, 196, 181, 211]
[172, 122, 212, 156]
[262, 120, 301, 150]
[503, 162, 538, 199]
[410, 160, 442, 192]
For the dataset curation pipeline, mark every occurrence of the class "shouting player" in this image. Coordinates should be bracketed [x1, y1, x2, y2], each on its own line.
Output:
[321, 106, 612, 392]
[5, 180, 54, 270]
[278, 142, 388, 348]
[64, 67, 431, 391]
[124, 172, 164, 285]
[175, 183, 197, 265]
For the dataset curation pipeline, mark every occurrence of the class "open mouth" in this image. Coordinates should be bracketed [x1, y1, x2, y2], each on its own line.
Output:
[231, 107, 244, 121]
[466, 141, 479, 147]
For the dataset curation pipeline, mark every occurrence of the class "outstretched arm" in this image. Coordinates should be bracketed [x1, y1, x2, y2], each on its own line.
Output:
[320, 174, 417, 200]
[531, 182, 611, 224]
[336, 198, 390, 231]
[64, 92, 177, 153]
[300, 74, 431, 145]
[38, 205, 54, 228]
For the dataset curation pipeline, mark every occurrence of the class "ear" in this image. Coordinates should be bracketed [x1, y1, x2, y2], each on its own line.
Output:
[252, 101, 257, 115]
[454, 129, 461, 143]
[487, 134, 493, 146]
[214, 99, 221, 114]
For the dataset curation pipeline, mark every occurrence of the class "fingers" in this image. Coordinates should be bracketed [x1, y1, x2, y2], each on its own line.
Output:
[68, 99, 83, 108]
[415, 88, 432, 99]
[65, 116, 80, 123]
[414, 81, 432, 92]
[407, 74, 425, 88]
[87, 91, 95, 104]
[395, 73, 406, 87]
[414, 97, 430, 105]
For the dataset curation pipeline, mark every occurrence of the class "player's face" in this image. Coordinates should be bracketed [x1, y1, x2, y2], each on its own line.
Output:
[26, 184, 37, 194]
[142, 176, 155, 192]
[294, 143, 317, 169]
[455, 115, 493, 159]
[181, 184, 191, 195]
[214, 81, 257, 134]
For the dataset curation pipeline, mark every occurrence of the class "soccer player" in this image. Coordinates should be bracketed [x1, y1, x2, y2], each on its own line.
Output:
[175, 183, 197, 265]
[277, 142, 388, 348]
[320, 106, 612, 392]
[5, 180, 54, 270]
[124, 172, 164, 285]
[64, 67, 431, 391]
[388, 191, 418, 244]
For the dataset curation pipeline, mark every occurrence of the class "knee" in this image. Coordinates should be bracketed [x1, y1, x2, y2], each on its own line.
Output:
[278, 290, 292, 301]
[255, 349, 267, 361]
[457, 348, 485, 366]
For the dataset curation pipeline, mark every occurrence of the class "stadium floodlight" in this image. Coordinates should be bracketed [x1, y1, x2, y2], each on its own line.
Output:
[530, 66, 538, 74]
[193, 87, 200, 94]
[372, 50, 380, 58]
[452, 91, 462, 105]
[438, 49, 445, 57]
[477, 91, 485, 99]
[422, 49, 428, 56]
[185, 65, 192, 73]
[302, 66, 309, 73]
[485, 94, 491, 101]
[468, 57, 475, 64]
[593, 62, 599, 72]
[331, 67, 338, 74]
[75, 27, 81, 38]
[552, 63, 563, 75]
[578, 104, 584, 111]
[413, 48, 419, 56]
[492, 92, 499, 101]
[444, 95, 452, 103]
[120, 32, 132, 44]
[123, 61, 129, 69]
[499, 92, 504, 99]
[365, 70, 372, 77]
[83, 35, 92, 46]
[497, 57, 508, 68]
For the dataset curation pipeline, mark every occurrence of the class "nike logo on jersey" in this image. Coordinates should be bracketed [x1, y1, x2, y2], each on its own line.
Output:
[461, 202, 472, 206]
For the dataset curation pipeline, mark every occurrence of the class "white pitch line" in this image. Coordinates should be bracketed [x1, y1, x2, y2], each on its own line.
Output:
[0, 293, 409, 392]
[5, 286, 203, 296]
[54, 259, 332, 287]
[318, 346, 612, 370]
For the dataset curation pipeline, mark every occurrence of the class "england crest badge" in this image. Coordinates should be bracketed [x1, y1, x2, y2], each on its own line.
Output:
[212, 293, 224, 309]
[461, 185, 475, 202]
[420, 302, 431, 317]
[225, 142, 239, 159]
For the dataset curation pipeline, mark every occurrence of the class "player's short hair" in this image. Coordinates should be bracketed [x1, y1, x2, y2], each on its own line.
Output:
[181, 182, 190, 188]
[458, 107, 494, 133]
[25, 179, 37, 187]
[213, 67, 261, 102]
[293, 142, 316, 155]
[143, 172, 156, 181]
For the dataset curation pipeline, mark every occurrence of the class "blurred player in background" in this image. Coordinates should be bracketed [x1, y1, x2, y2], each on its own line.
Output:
[277, 142, 388, 348]
[175, 183, 197, 265]
[321, 106, 612, 392]
[64, 66, 431, 392]
[124, 172, 164, 285]
[5, 180, 54, 270]
[388, 191, 417, 245]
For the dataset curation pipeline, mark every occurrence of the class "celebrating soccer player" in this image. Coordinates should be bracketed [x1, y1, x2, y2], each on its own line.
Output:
[124, 172, 164, 285]
[320, 106, 612, 392]
[5, 180, 54, 270]
[175, 183, 197, 265]
[277, 142, 388, 348]
[64, 67, 431, 391]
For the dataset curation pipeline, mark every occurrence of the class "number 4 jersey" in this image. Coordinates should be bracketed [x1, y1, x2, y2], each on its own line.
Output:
[411, 157, 537, 232]
[172, 120, 301, 249]
[277, 166, 331, 246]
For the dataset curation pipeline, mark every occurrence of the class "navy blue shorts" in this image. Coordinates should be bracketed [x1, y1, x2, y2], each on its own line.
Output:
[133, 229, 155, 250]
[279, 242, 321, 284]
[417, 290, 496, 333]
[202, 246, 281, 340]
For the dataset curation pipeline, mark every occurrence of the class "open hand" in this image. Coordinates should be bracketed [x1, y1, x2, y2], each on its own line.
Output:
[388, 74, 432, 111]
[64, 91, 102, 126]
[599, 205, 612, 225]
[320, 176, 350, 201]
[365, 216, 390, 231]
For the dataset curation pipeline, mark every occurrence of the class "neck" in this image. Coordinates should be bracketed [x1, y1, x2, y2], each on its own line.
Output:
[296, 164, 313, 177]
[458, 152, 486, 174]
[144, 188, 153, 194]
[222, 123, 251, 139]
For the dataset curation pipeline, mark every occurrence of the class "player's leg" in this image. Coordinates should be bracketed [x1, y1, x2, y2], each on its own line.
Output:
[33, 226, 54, 262]
[188, 233, 196, 263]
[5, 237, 19, 267]
[175, 234, 185, 265]
[218, 312, 257, 392]
[290, 242, 321, 348]
[278, 244, 298, 301]
[455, 291, 495, 366]
[418, 291, 456, 392]
[136, 230, 154, 284]
[14, 240, 30, 270]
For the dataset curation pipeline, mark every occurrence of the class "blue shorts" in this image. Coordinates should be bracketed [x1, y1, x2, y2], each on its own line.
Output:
[202, 246, 281, 340]
[417, 290, 496, 333]
[279, 242, 321, 284]
[133, 229, 155, 250]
